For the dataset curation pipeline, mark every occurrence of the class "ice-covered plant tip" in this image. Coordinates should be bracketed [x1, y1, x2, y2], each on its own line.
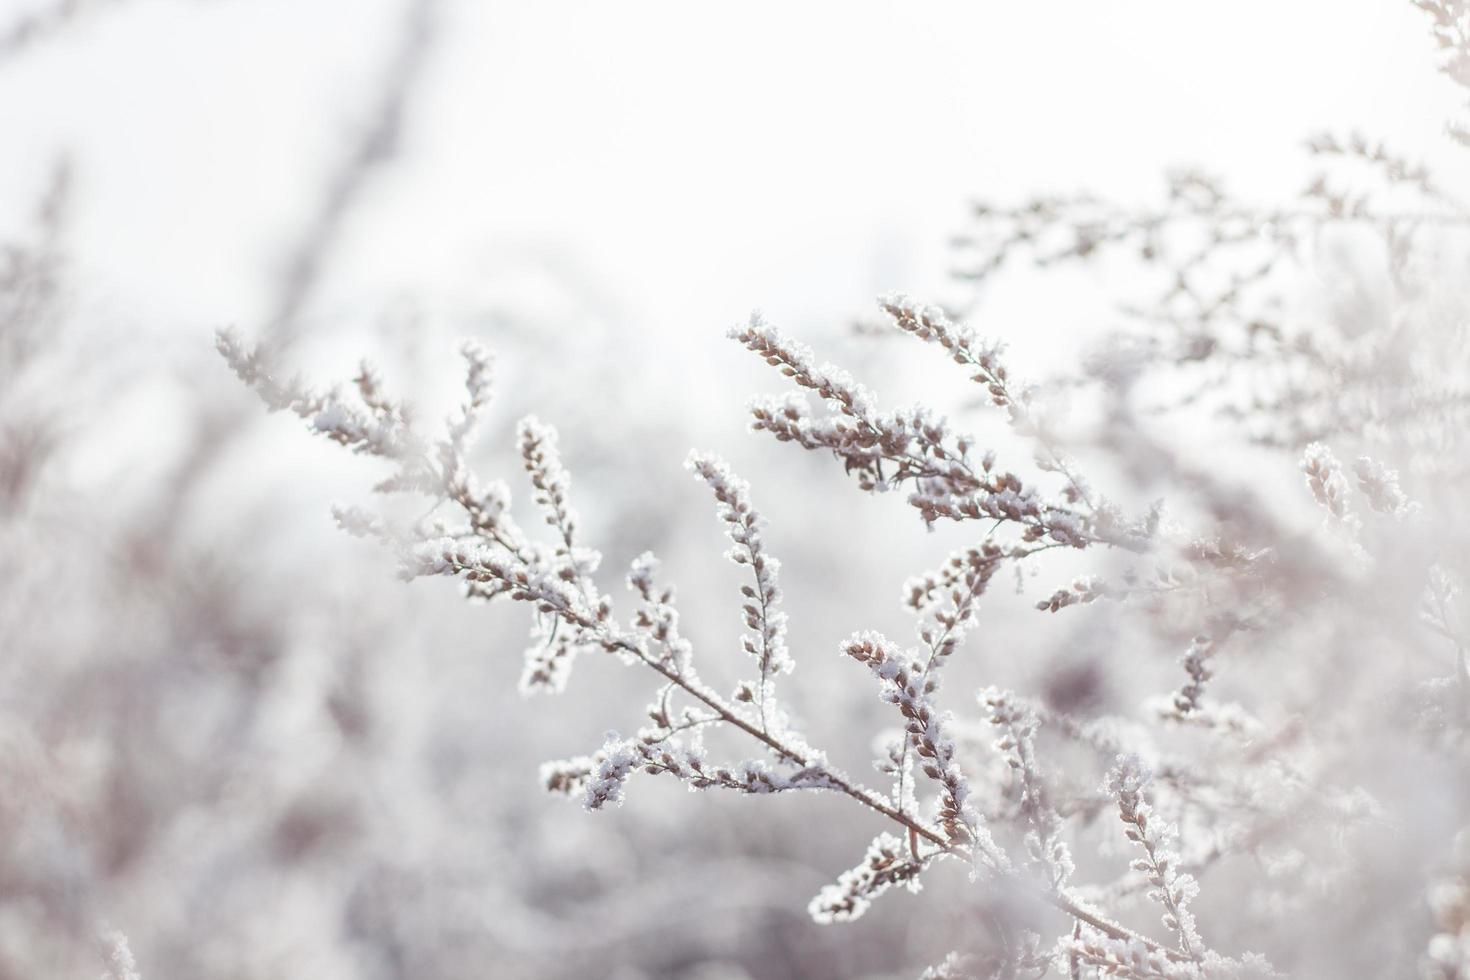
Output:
[220, 297, 1295, 978]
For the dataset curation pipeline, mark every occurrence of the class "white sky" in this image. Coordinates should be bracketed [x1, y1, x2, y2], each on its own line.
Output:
[2, 0, 1464, 373]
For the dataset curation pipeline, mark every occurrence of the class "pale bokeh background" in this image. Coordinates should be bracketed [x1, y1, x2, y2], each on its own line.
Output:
[4, 0, 1461, 351]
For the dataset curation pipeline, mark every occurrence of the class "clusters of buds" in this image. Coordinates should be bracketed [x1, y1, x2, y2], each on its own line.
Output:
[843, 632, 989, 854]
[218, 332, 428, 463]
[1352, 454, 1419, 519]
[574, 735, 840, 812]
[905, 544, 1005, 659]
[514, 417, 606, 692]
[1300, 443, 1354, 525]
[1170, 634, 1218, 717]
[1059, 932, 1275, 980]
[879, 295, 1019, 415]
[1037, 576, 1109, 613]
[519, 417, 578, 553]
[808, 832, 924, 924]
[737, 308, 1099, 549]
[686, 451, 792, 729]
[1108, 756, 1204, 959]
[627, 553, 693, 675]
[1061, 932, 1186, 980]
[983, 688, 1073, 888]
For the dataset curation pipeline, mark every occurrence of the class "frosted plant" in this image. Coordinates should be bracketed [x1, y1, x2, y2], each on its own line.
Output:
[218, 3, 1470, 975]
[221, 293, 1305, 976]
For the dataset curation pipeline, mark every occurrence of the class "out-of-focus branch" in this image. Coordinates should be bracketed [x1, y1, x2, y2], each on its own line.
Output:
[0, 0, 128, 66]
[263, 0, 441, 347]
